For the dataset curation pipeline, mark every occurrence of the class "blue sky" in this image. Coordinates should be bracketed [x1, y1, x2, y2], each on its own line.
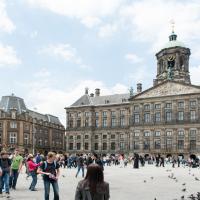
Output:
[1, 0, 200, 124]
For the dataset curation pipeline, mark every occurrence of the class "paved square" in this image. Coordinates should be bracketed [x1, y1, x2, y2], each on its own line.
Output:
[9, 164, 200, 200]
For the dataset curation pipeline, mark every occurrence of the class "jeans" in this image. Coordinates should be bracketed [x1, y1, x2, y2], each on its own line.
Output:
[75, 166, 84, 177]
[9, 169, 19, 189]
[44, 179, 59, 200]
[29, 171, 37, 190]
[0, 172, 10, 193]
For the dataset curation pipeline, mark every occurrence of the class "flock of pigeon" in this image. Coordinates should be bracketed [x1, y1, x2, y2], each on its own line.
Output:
[143, 168, 200, 200]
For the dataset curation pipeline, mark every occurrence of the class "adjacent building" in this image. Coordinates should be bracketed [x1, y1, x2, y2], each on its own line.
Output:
[65, 30, 200, 158]
[0, 94, 65, 154]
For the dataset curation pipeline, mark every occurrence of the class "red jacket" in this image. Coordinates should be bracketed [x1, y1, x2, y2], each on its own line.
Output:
[27, 160, 41, 172]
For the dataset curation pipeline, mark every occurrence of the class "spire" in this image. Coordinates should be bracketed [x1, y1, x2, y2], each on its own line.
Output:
[169, 19, 177, 41]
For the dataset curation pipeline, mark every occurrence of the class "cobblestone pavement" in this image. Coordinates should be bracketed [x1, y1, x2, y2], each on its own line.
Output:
[5, 164, 200, 200]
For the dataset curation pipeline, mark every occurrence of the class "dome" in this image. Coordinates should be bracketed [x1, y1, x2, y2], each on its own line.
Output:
[163, 40, 186, 49]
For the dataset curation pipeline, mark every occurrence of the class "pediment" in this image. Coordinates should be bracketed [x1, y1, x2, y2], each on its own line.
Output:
[133, 81, 200, 99]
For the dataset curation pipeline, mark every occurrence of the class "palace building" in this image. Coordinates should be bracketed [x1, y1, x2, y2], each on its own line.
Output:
[65, 30, 200, 158]
[0, 94, 65, 154]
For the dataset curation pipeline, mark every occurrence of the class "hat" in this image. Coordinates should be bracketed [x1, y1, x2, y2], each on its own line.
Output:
[28, 154, 33, 158]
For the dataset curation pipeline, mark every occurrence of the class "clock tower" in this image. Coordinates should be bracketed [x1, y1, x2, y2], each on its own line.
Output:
[154, 29, 191, 85]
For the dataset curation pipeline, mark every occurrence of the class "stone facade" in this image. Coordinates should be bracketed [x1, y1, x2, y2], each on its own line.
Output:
[0, 95, 65, 154]
[65, 32, 200, 157]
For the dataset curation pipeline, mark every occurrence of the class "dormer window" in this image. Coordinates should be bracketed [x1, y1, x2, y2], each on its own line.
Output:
[11, 111, 16, 119]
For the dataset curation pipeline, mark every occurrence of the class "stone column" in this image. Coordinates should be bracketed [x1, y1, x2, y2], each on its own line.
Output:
[18, 121, 24, 147]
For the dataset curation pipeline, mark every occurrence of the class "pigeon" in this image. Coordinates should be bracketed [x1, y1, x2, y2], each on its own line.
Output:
[182, 183, 186, 186]
[151, 177, 154, 180]
[182, 188, 186, 192]
[144, 180, 146, 183]
[195, 177, 199, 181]
[181, 195, 184, 199]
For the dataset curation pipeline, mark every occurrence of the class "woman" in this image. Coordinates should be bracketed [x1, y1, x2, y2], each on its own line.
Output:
[75, 164, 110, 200]
[27, 154, 42, 191]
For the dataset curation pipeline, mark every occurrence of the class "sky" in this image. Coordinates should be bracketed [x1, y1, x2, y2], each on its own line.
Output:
[1, 0, 200, 125]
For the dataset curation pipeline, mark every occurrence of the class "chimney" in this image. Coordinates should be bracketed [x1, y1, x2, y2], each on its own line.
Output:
[90, 93, 94, 97]
[137, 83, 142, 93]
[85, 87, 89, 95]
[95, 88, 100, 97]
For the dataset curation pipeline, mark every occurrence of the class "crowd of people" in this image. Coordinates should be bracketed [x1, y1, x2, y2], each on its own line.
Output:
[0, 149, 199, 200]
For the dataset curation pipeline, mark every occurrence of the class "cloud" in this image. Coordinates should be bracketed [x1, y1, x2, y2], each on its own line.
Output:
[125, 53, 143, 63]
[30, 30, 38, 38]
[80, 16, 102, 28]
[21, 79, 128, 125]
[39, 43, 81, 64]
[0, 43, 21, 67]
[0, 0, 15, 33]
[98, 23, 118, 38]
[33, 68, 51, 78]
[190, 65, 200, 85]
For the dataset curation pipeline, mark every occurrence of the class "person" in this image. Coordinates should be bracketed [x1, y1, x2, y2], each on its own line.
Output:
[9, 149, 23, 190]
[92, 154, 104, 171]
[75, 164, 110, 200]
[133, 153, 139, 169]
[27, 154, 42, 191]
[37, 152, 60, 200]
[0, 151, 12, 198]
[76, 154, 85, 178]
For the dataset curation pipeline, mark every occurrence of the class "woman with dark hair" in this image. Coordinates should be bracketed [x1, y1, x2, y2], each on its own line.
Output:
[75, 164, 110, 200]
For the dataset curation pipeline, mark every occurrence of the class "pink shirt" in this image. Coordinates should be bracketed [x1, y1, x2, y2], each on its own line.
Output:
[27, 160, 41, 172]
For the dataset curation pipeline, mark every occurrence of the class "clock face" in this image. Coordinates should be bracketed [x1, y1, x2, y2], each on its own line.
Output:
[167, 55, 175, 61]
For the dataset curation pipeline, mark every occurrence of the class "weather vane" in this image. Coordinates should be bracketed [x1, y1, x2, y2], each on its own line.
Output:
[170, 19, 175, 33]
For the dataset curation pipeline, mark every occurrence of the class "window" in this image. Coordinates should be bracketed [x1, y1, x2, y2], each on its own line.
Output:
[69, 113, 73, 117]
[144, 140, 150, 150]
[77, 143, 81, 150]
[120, 110, 125, 116]
[154, 140, 161, 149]
[77, 112, 81, 117]
[144, 113, 150, 123]
[120, 117, 125, 126]
[190, 101, 196, 107]
[155, 104, 161, 109]
[133, 141, 139, 150]
[24, 133, 29, 145]
[77, 119, 81, 127]
[103, 142, 107, 150]
[166, 139, 172, 149]
[190, 140, 196, 150]
[155, 112, 161, 122]
[9, 132, 17, 144]
[85, 112, 89, 117]
[94, 143, 98, 150]
[10, 121, 17, 129]
[102, 119, 107, 127]
[190, 110, 196, 120]
[155, 131, 161, 137]
[178, 111, 184, 121]
[144, 104, 150, 110]
[95, 112, 99, 117]
[144, 131, 150, 137]
[111, 118, 116, 127]
[84, 143, 89, 150]
[178, 101, 184, 108]
[11, 111, 16, 119]
[134, 114, 140, 123]
[69, 135, 73, 140]
[134, 132, 140, 137]
[85, 119, 89, 127]
[38, 139, 42, 146]
[102, 111, 107, 117]
[178, 140, 184, 149]
[178, 130, 184, 136]
[95, 135, 98, 139]
[103, 135, 107, 139]
[0, 132, 2, 143]
[77, 135, 81, 140]
[85, 135, 89, 139]
[120, 142, 124, 150]
[134, 105, 139, 111]
[120, 134, 124, 139]
[0, 122, 2, 129]
[111, 111, 116, 117]
[111, 142, 115, 150]
[190, 129, 196, 137]
[166, 103, 172, 108]
[166, 131, 172, 136]
[69, 143, 73, 150]
[95, 119, 99, 127]
[111, 134, 115, 139]
[44, 140, 48, 146]
[69, 120, 73, 128]
[166, 112, 172, 122]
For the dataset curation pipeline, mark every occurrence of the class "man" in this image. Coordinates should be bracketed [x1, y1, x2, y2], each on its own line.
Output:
[75, 154, 84, 178]
[92, 153, 104, 171]
[0, 151, 12, 198]
[9, 149, 23, 190]
[38, 152, 60, 200]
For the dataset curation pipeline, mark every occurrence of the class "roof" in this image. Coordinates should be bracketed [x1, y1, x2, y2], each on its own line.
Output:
[70, 93, 131, 108]
[0, 95, 27, 113]
[163, 40, 186, 49]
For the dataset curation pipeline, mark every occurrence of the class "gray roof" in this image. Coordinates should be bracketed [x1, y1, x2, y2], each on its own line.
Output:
[70, 93, 131, 107]
[0, 95, 63, 126]
[0, 95, 27, 113]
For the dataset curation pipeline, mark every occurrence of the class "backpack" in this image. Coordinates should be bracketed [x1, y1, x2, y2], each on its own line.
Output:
[0, 159, 10, 173]
[43, 160, 57, 171]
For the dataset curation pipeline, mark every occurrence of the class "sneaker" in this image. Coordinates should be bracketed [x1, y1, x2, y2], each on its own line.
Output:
[6, 193, 10, 198]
